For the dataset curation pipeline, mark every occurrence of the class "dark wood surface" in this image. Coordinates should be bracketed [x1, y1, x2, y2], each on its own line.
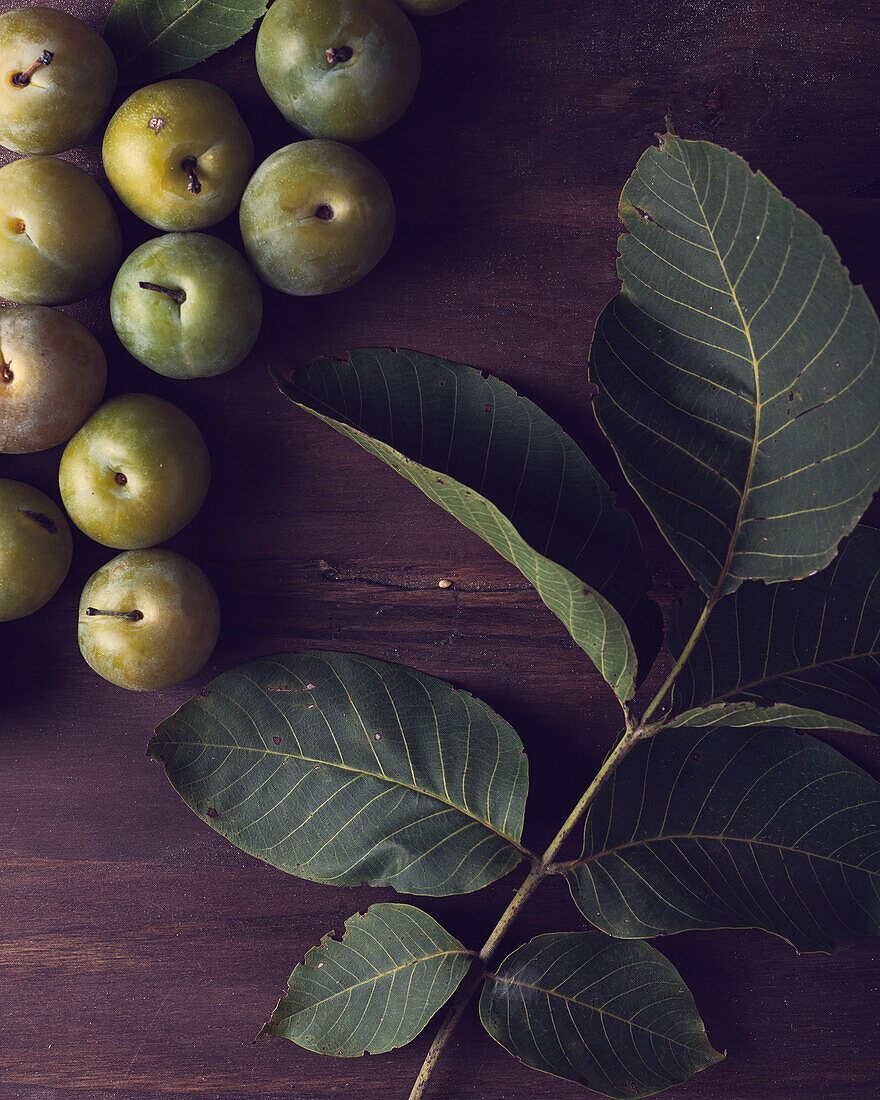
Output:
[3, 0, 880, 1096]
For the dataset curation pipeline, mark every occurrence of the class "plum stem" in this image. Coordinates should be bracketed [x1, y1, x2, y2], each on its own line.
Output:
[139, 281, 187, 305]
[11, 50, 53, 86]
[85, 607, 144, 622]
[326, 46, 353, 64]
[315, 205, 334, 221]
[181, 158, 202, 195]
[1, 363, 12, 383]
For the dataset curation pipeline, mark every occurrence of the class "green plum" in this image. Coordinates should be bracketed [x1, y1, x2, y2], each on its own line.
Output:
[0, 478, 72, 620]
[59, 394, 210, 550]
[78, 549, 220, 690]
[396, 0, 466, 13]
[256, 0, 420, 142]
[239, 140, 395, 296]
[0, 156, 122, 305]
[0, 6, 116, 155]
[0, 305, 106, 453]
[110, 234, 263, 379]
[102, 79, 254, 232]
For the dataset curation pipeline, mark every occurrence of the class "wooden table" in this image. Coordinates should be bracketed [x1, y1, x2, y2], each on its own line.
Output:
[3, 0, 880, 1096]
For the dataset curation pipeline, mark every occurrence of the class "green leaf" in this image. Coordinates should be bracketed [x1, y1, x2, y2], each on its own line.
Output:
[668, 525, 880, 736]
[149, 651, 530, 896]
[479, 931, 722, 1098]
[273, 349, 661, 702]
[104, 0, 269, 85]
[589, 129, 880, 599]
[259, 903, 472, 1056]
[564, 726, 880, 952]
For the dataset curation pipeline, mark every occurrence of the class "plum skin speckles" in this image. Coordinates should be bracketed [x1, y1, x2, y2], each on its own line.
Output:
[239, 139, 395, 297]
[59, 394, 211, 550]
[0, 6, 117, 155]
[78, 549, 220, 691]
[0, 157, 122, 305]
[256, 0, 421, 143]
[102, 79, 254, 232]
[0, 479, 72, 621]
[0, 305, 106, 453]
[110, 233, 263, 379]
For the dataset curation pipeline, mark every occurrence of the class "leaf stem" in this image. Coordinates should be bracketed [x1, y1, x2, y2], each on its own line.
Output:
[410, 589, 723, 1096]
[638, 596, 717, 728]
[407, 725, 641, 1100]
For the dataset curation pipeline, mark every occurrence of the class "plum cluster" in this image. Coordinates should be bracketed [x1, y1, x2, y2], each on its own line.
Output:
[0, 0, 465, 688]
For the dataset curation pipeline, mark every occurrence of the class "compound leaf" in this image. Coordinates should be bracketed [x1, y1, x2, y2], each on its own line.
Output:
[669, 525, 880, 736]
[590, 129, 880, 599]
[260, 903, 472, 1056]
[564, 726, 880, 952]
[479, 931, 722, 1098]
[149, 651, 530, 896]
[105, 0, 269, 85]
[273, 349, 661, 701]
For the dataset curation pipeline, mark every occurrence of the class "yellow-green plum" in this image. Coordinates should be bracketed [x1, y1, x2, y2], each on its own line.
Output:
[256, 0, 420, 142]
[396, 0, 466, 13]
[240, 140, 395, 296]
[102, 79, 254, 232]
[0, 478, 72, 620]
[0, 305, 106, 453]
[0, 157, 122, 305]
[0, 6, 117, 155]
[110, 233, 263, 379]
[78, 549, 220, 690]
[59, 394, 210, 549]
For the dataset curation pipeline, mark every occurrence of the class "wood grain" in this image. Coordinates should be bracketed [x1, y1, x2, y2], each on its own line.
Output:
[2, 0, 880, 1097]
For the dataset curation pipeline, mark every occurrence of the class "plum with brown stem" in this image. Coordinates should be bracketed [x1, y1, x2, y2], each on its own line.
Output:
[0, 479, 72, 621]
[78, 549, 220, 690]
[0, 6, 117, 155]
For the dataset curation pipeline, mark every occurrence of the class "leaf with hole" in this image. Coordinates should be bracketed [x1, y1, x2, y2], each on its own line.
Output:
[668, 524, 880, 736]
[104, 0, 269, 85]
[589, 128, 880, 598]
[273, 349, 661, 702]
[564, 726, 880, 952]
[479, 930, 722, 1098]
[259, 903, 472, 1056]
[148, 651, 530, 896]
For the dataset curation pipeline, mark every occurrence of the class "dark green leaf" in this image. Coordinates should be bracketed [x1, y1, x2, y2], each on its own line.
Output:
[479, 931, 722, 1098]
[259, 903, 472, 1056]
[273, 349, 661, 701]
[669, 525, 880, 736]
[564, 726, 880, 952]
[149, 651, 529, 896]
[589, 129, 880, 599]
[104, 0, 269, 85]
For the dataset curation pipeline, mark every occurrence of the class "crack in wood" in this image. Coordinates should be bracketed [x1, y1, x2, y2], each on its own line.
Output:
[316, 560, 534, 594]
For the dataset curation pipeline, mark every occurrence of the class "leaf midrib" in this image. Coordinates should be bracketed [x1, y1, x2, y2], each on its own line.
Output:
[487, 973, 706, 1052]
[153, 730, 527, 853]
[112, 0, 261, 65]
[673, 138, 763, 600]
[276, 949, 472, 1018]
[698, 645, 880, 707]
[571, 832, 879, 875]
[293, 395, 636, 698]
